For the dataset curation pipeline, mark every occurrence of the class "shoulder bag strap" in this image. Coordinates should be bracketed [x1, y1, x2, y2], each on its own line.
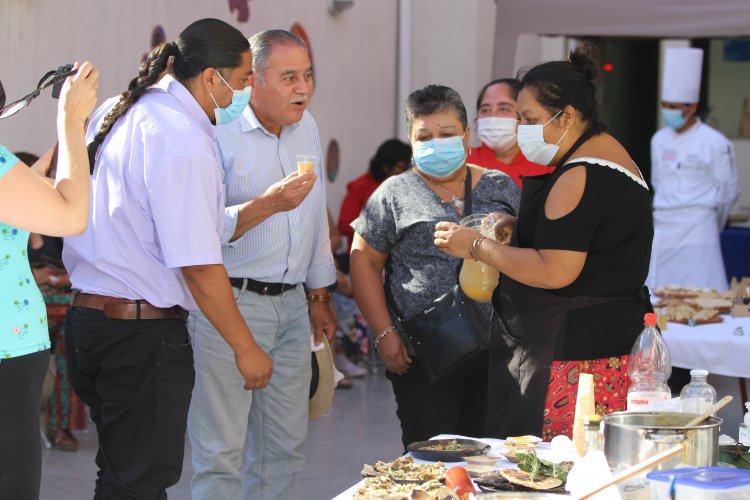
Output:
[464, 166, 473, 216]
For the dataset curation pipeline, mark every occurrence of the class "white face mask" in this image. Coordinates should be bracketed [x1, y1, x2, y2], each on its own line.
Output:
[477, 117, 517, 152]
[516, 110, 568, 166]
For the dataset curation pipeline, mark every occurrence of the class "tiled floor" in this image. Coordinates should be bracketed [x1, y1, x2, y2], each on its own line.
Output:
[39, 366, 403, 500]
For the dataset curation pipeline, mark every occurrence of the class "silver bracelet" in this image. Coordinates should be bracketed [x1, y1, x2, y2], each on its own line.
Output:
[374, 326, 397, 349]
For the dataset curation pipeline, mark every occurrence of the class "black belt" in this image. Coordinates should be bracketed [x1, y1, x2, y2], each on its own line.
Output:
[229, 278, 298, 296]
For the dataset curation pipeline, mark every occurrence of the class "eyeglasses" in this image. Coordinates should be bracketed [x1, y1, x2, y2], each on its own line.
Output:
[0, 66, 78, 120]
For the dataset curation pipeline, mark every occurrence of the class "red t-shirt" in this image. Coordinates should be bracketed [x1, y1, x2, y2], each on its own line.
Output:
[467, 143, 553, 186]
[338, 172, 381, 252]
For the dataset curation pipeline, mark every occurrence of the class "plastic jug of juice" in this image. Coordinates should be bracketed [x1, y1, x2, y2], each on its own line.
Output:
[458, 214, 499, 302]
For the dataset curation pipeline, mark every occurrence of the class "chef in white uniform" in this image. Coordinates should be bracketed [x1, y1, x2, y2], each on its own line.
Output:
[647, 47, 740, 291]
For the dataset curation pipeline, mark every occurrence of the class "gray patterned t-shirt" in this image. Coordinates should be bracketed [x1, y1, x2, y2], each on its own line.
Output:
[351, 168, 520, 347]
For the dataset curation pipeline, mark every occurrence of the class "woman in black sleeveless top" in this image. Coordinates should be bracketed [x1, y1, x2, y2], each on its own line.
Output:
[435, 47, 653, 440]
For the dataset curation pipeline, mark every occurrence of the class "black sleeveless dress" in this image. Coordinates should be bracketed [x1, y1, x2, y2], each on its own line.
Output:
[486, 157, 654, 438]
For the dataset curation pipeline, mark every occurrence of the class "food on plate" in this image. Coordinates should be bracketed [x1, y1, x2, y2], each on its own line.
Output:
[654, 285, 716, 299]
[475, 469, 568, 494]
[353, 477, 457, 500]
[407, 438, 490, 462]
[686, 297, 733, 311]
[462, 454, 500, 465]
[499, 469, 562, 490]
[515, 450, 573, 482]
[361, 456, 445, 482]
[664, 303, 720, 323]
[502, 441, 537, 452]
[462, 463, 498, 477]
[444, 466, 476, 500]
[653, 297, 685, 308]
[421, 440, 469, 452]
[506, 435, 543, 444]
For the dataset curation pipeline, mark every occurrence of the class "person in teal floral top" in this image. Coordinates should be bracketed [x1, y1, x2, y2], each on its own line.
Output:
[0, 62, 98, 500]
[0, 194, 50, 358]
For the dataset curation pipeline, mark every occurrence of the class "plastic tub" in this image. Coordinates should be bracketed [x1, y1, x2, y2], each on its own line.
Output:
[647, 467, 750, 499]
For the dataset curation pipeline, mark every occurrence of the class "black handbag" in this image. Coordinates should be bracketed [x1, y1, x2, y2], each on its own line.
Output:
[386, 169, 495, 384]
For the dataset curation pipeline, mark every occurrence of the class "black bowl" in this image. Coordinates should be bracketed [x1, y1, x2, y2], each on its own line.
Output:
[407, 438, 490, 462]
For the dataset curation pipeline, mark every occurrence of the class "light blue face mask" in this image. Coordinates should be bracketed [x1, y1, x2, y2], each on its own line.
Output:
[661, 107, 688, 130]
[412, 133, 467, 179]
[210, 70, 251, 125]
[516, 110, 567, 167]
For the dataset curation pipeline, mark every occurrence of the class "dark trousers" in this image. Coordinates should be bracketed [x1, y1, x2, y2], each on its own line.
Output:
[0, 350, 49, 500]
[387, 356, 488, 450]
[64, 307, 194, 500]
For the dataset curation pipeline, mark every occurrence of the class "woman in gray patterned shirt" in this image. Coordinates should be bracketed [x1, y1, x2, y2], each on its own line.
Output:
[350, 85, 520, 448]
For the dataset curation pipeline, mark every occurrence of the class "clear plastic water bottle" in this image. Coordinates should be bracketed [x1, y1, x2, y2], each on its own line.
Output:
[680, 369, 717, 415]
[626, 313, 672, 411]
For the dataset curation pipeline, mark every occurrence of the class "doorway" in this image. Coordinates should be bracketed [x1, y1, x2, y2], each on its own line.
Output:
[599, 39, 660, 183]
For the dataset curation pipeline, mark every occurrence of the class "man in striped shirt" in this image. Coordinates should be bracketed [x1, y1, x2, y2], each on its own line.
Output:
[187, 30, 337, 500]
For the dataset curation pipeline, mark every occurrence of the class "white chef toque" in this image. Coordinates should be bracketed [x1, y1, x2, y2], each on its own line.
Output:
[661, 47, 703, 104]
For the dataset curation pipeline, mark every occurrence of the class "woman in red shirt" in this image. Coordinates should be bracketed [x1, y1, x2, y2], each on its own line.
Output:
[338, 139, 411, 252]
[468, 78, 554, 186]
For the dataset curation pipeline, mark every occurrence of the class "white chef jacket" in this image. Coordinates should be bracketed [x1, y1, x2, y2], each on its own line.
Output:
[647, 119, 740, 291]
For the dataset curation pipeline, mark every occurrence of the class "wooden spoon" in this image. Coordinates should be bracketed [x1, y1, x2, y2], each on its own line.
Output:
[684, 395, 733, 427]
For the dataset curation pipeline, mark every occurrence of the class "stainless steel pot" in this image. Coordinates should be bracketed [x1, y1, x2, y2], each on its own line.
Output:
[603, 411, 721, 472]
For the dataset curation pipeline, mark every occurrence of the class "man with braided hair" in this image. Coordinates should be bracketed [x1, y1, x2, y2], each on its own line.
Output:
[62, 18, 272, 499]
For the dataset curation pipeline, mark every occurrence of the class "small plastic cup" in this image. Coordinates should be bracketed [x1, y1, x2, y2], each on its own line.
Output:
[297, 154, 315, 175]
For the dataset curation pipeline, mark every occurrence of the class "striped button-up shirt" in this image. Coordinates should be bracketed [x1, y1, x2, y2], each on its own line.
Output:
[215, 105, 335, 289]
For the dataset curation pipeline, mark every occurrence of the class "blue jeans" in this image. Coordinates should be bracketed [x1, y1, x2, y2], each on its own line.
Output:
[188, 285, 311, 500]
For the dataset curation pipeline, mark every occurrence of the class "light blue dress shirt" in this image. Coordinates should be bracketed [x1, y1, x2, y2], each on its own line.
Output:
[63, 76, 225, 311]
[216, 106, 335, 289]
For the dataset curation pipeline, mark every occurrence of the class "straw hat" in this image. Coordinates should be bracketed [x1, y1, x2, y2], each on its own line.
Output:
[309, 336, 335, 420]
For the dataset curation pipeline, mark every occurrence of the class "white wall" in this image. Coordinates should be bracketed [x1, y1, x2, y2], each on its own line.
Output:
[512, 35, 567, 78]
[403, 0, 497, 147]
[0, 0, 399, 221]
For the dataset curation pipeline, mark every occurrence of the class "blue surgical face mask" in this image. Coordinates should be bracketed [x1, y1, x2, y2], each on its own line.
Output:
[210, 70, 251, 125]
[516, 110, 568, 166]
[661, 107, 688, 130]
[412, 133, 467, 179]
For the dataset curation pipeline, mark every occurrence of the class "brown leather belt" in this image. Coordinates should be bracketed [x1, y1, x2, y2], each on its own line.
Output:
[71, 291, 188, 321]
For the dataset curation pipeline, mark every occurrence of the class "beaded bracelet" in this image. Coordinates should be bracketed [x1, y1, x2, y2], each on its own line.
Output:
[374, 326, 397, 349]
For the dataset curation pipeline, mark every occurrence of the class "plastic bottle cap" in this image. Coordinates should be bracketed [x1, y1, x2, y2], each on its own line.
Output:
[644, 312, 657, 326]
[690, 369, 709, 377]
[584, 414, 602, 425]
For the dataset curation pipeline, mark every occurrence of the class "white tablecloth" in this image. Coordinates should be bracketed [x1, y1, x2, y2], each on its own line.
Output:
[661, 315, 750, 378]
[332, 434, 555, 500]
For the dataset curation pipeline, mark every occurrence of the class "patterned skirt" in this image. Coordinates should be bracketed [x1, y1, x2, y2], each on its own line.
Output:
[541, 355, 630, 441]
[44, 301, 87, 431]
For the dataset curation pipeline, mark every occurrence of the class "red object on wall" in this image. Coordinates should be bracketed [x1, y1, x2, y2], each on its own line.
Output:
[290, 23, 314, 73]
[229, 0, 252, 23]
[142, 25, 166, 63]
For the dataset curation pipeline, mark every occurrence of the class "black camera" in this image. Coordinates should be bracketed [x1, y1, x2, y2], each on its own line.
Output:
[51, 64, 74, 99]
